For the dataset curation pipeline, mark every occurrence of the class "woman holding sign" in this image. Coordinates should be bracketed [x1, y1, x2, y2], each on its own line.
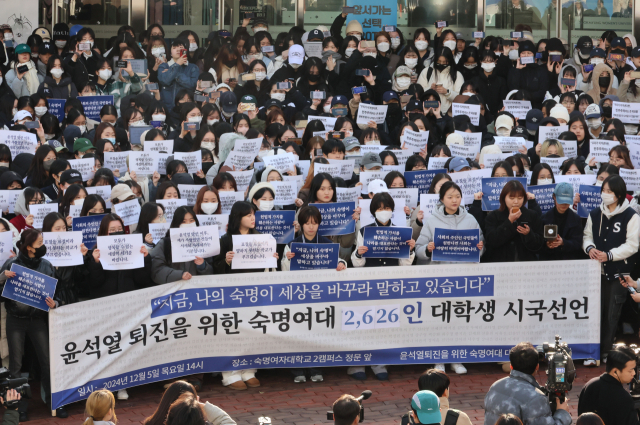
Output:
[10, 188, 44, 232]
[0, 228, 68, 419]
[135, 202, 166, 250]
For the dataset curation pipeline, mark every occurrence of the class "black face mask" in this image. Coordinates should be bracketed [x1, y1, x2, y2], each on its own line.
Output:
[202, 162, 214, 173]
[435, 63, 448, 72]
[88, 211, 103, 216]
[110, 231, 125, 235]
[224, 59, 236, 68]
[388, 103, 401, 114]
[599, 76, 611, 88]
[602, 105, 612, 118]
[308, 74, 321, 82]
[408, 112, 423, 121]
[33, 245, 46, 258]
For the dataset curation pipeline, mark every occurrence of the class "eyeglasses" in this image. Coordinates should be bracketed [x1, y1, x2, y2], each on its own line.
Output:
[29, 200, 44, 205]
[561, 100, 575, 105]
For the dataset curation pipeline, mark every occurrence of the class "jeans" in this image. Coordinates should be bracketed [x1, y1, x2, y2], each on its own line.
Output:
[6, 314, 51, 411]
[601, 276, 629, 357]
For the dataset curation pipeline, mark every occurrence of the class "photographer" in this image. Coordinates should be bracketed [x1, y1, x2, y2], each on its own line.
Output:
[1, 389, 21, 425]
[578, 344, 639, 425]
[484, 342, 571, 425]
[331, 395, 361, 425]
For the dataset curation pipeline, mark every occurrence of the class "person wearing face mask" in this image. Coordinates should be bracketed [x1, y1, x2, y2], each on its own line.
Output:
[507, 40, 549, 109]
[583, 175, 640, 361]
[470, 51, 508, 116]
[539, 182, 584, 263]
[36, 55, 78, 99]
[494, 114, 515, 137]
[6, 44, 44, 97]
[617, 48, 640, 103]
[418, 47, 463, 113]
[330, 10, 363, 44]
[392, 66, 413, 93]
[65, 27, 101, 89]
[51, 23, 70, 56]
[584, 103, 604, 139]
[374, 31, 400, 75]
[157, 38, 199, 111]
[587, 63, 617, 102]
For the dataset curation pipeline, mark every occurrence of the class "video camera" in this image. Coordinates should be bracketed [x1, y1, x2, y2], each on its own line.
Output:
[0, 367, 31, 408]
[537, 335, 576, 413]
[327, 390, 372, 422]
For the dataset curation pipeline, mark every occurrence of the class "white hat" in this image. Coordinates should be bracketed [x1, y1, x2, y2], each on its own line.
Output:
[550, 104, 570, 123]
[368, 179, 388, 195]
[495, 115, 514, 130]
[446, 133, 464, 146]
[13, 110, 32, 122]
[289, 45, 305, 65]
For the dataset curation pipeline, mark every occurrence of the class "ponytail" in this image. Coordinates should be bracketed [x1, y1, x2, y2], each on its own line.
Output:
[84, 389, 117, 424]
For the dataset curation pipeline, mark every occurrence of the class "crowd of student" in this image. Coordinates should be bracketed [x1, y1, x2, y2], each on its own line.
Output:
[2, 10, 640, 421]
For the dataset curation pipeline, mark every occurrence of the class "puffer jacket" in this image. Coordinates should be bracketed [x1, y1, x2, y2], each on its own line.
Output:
[150, 237, 214, 284]
[36, 75, 78, 100]
[415, 203, 485, 265]
[0, 252, 56, 319]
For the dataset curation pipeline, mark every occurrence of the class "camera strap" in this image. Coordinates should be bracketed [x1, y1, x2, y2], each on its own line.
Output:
[444, 409, 460, 425]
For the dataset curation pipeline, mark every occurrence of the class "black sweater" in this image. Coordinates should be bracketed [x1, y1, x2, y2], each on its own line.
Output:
[483, 206, 544, 262]
[578, 373, 639, 425]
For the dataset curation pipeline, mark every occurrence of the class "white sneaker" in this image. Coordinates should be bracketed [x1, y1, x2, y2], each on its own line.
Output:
[293, 375, 306, 383]
[117, 389, 129, 400]
[435, 363, 445, 372]
[310, 374, 323, 382]
[584, 359, 597, 367]
[451, 363, 467, 374]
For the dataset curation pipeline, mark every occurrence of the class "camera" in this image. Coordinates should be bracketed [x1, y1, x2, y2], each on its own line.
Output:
[327, 390, 372, 422]
[0, 367, 31, 408]
[538, 335, 576, 413]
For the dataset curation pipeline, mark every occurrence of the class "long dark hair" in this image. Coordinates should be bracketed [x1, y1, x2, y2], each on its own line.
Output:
[26, 145, 57, 188]
[308, 173, 337, 204]
[97, 213, 125, 237]
[59, 184, 87, 217]
[227, 201, 255, 235]
[142, 381, 197, 425]
[42, 212, 66, 232]
[17, 228, 41, 257]
[163, 206, 198, 260]
[433, 47, 458, 83]
[80, 194, 106, 216]
[137, 202, 164, 236]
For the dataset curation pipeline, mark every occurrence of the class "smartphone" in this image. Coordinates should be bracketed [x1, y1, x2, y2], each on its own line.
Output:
[4, 40, 13, 48]
[195, 94, 209, 102]
[424, 100, 439, 108]
[332, 107, 348, 117]
[261, 45, 274, 53]
[183, 122, 200, 131]
[630, 71, 640, 79]
[342, 6, 355, 13]
[181, 49, 188, 57]
[520, 56, 535, 65]
[400, 94, 412, 103]
[116, 60, 127, 68]
[78, 42, 91, 51]
[295, 120, 308, 128]
[473, 32, 485, 39]
[328, 131, 346, 139]
[239, 103, 254, 112]
[519, 221, 529, 227]
[384, 26, 396, 32]
[150, 121, 163, 128]
[277, 82, 292, 90]
[584, 64, 594, 72]
[209, 91, 221, 99]
[608, 53, 624, 62]
[228, 77, 236, 83]
[436, 21, 448, 28]
[25, 121, 39, 129]
[352, 86, 367, 95]
[502, 39, 512, 47]
[355, 69, 370, 76]
[244, 12, 255, 18]
[510, 31, 522, 38]
[145, 83, 159, 90]
[17, 64, 28, 74]
[311, 91, 326, 99]
[561, 78, 576, 86]
[550, 54, 563, 62]
[535, 52, 542, 59]
[361, 40, 375, 48]
[241, 73, 256, 81]
[290, 138, 303, 145]
[315, 148, 323, 156]
[201, 80, 213, 88]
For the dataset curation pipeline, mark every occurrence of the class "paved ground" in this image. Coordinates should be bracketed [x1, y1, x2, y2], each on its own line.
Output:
[22, 362, 605, 425]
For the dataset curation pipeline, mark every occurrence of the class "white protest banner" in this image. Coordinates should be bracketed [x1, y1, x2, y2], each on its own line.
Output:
[128, 152, 159, 175]
[555, 174, 597, 195]
[178, 185, 205, 206]
[493, 137, 527, 154]
[225, 151, 255, 171]
[389, 188, 419, 209]
[394, 150, 413, 166]
[359, 198, 406, 227]
[337, 187, 360, 203]
[218, 192, 244, 214]
[231, 234, 277, 269]
[48, 260, 601, 409]
[356, 104, 388, 125]
[284, 174, 304, 193]
[360, 145, 386, 156]
[626, 135, 640, 145]
[42, 231, 84, 267]
[619, 168, 640, 191]
[451, 103, 480, 125]
[401, 130, 429, 153]
[540, 157, 569, 175]
[503, 100, 532, 119]
[157, 153, 171, 174]
[67, 158, 95, 181]
[307, 115, 337, 129]
[86, 186, 112, 209]
[558, 140, 578, 159]
[538, 125, 569, 143]
[449, 169, 492, 204]
[197, 214, 229, 236]
[157, 199, 188, 222]
[96, 234, 144, 270]
[359, 171, 388, 193]
[234, 138, 262, 158]
[449, 144, 479, 158]
[68, 204, 83, 219]
[29, 203, 58, 229]
[327, 159, 356, 180]
[144, 140, 174, 153]
[314, 163, 341, 177]
[382, 165, 404, 174]
[271, 181, 297, 206]
[262, 152, 296, 174]
[104, 152, 130, 173]
[0, 130, 37, 159]
[226, 170, 252, 193]
[590, 140, 620, 162]
[0, 190, 22, 214]
[0, 231, 13, 265]
[313, 131, 328, 140]
[303, 41, 323, 58]
[629, 143, 640, 169]
[428, 157, 449, 170]
[419, 194, 441, 218]
[113, 199, 142, 226]
[612, 101, 640, 123]
[170, 226, 220, 262]
[174, 152, 202, 174]
[297, 160, 311, 180]
[454, 131, 482, 150]
[481, 153, 511, 169]
[148, 222, 170, 244]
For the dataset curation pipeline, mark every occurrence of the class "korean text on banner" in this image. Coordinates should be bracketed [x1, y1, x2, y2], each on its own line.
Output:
[362, 227, 412, 258]
[96, 234, 144, 270]
[255, 211, 296, 244]
[290, 243, 340, 270]
[344, 2, 397, 39]
[170, 226, 220, 263]
[73, 214, 106, 248]
[79, 96, 114, 121]
[2, 264, 57, 312]
[311, 202, 356, 236]
[432, 228, 481, 262]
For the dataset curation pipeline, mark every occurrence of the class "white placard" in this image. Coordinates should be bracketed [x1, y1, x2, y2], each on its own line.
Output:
[231, 234, 277, 269]
[502, 100, 532, 120]
[454, 131, 482, 150]
[312, 131, 328, 140]
[314, 163, 341, 177]
[234, 138, 263, 158]
[97, 234, 144, 270]
[626, 135, 640, 145]
[227, 170, 253, 192]
[0, 130, 37, 159]
[359, 171, 389, 194]
[29, 203, 58, 229]
[68, 204, 83, 218]
[590, 140, 621, 162]
[225, 151, 255, 171]
[170, 226, 220, 262]
[113, 199, 141, 226]
[148, 222, 170, 244]
[554, 174, 596, 195]
[482, 153, 511, 169]
[68, 158, 95, 181]
[360, 145, 386, 156]
[308, 115, 337, 129]
[388, 188, 419, 209]
[156, 199, 188, 222]
[449, 144, 479, 158]
[451, 103, 480, 125]
[612, 101, 640, 124]
[218, 192, 244, 214]
[284, 174, 304, 194]
[104, 152, 130, 173]
[42, 231, 84, 267]
[629, 143, 640, 169]
[401, 130, 430, 153]
[178, 184, 206, 206]
[271, 181, 297, 206]
[619, 168, 640, 191]
[394, 150, 413, 166]
[128, 151, 159, 175]
[493, 136, 527, 154]
[382, 165, 404, 174]
[262, 152, 297, 174]
[303, 41, 323, 58]
[337, 187, 360, 203]
[327, 159, 356, 180]
[538, 125, 569, 143]
[540, 157, 569, 175]
[449, 169, 493, 204]
[359, 198, 406, 227]
[144, 140, 174, 153]
[356, 104, 388, 125]
[428, 157, 449, 170]
[0, 231, 14, 265]
[174, 152, 203, 174]
[558, 140, 578, 159]
[297, 160, 311, 180]
[0, 190, 22, 214]
[157, 153, 171, 174]
[419, 194, 441, 219]
[86, 186, 112, 209]
[196, 214, 229, 236]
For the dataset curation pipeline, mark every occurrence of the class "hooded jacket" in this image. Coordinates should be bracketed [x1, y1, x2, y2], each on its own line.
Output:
[616, 74, 640, 102]
[0, 252, 56, 319]
[586, 63, 617, 102]
[415, 203, 485, 265]
[205, 133, 247, 185]
[36, 75, 78, 100]
[417, 65, 464, 113]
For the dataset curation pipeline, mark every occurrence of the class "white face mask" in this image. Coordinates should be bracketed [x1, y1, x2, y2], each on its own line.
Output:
[405, 58, 418, 68]
[4, 34, 13, 41]
[537, 178, 553, 185]
[131, 120, 146, 127]
[481, 63, 496, 72]
[222, 110, 234, 118]
[396, 76, 411, 88]
[625, 125, 638, 135]
[254, 71, 267, 81]
[77, 125, 87, 134]
[51, 68, 64, 79]
[188, 116, 202, 123]
[391, 38, 401, 49]
[201, 141, 215, 151]
[254, 27, 268, 33]
[366, 139, 381, 145]
[55, 40, 67, 48]
[601, 192, 616, 206]
[152, 47, 165, 57]
[591, 58, 604, 65]
[35, 106, 47, 117]
[323, 104, 331, 113]
[415, 40, 428, 50]
[152, 114, 166, 122]
[180, 222, 198, 228]
[595, 179, 604, 186]
[377, 42, 390, 53]
[99, 69, 112, 81]
[258, 200, 274, 211]
[189, 43, 198, 52]
[375, 210, 393, 223]
[271, 92, 285, 102]
[207, 119, 219, 125]
[44, 134, 55, 140]
[345, 48, 355, 58]
[363, 51, 376, 58]
[443, 40, 457, 51]
[290, 63, 301, 69]
[495, 52, 502, 57]
[464, 64, 477, 69]
[508, 50, 519, 60]
[496, 128, 511, 137]
[74, 198, 85, 207]
[353, 34, 362, 41]
[587, 118, 601, 129]
[0, 162, 9, 168]
[200, 202, 218, 214]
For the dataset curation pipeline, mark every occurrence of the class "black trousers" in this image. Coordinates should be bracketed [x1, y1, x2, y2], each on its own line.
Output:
[601, 275, 629, 356]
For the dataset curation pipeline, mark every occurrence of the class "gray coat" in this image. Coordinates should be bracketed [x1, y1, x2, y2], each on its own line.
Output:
[415, 204, 484, 265]
[150, 238, 213, 284]
[484, 371, 572, 425]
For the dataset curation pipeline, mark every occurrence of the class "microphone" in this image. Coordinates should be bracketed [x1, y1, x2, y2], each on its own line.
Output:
[356, 390, 372, 402]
